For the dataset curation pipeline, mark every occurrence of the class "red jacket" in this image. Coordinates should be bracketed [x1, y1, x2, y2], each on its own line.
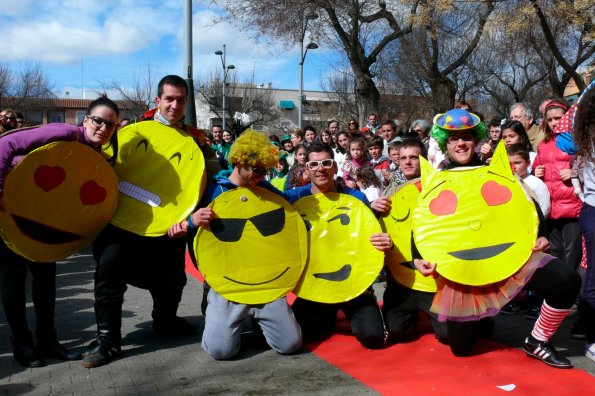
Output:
[533, 137, 582, 219]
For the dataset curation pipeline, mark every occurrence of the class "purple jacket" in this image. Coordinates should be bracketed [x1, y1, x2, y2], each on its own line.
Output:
[0, 124, 95, 197]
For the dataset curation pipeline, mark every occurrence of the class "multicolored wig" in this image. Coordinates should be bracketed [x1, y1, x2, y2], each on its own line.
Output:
[431, 109, 487, 152]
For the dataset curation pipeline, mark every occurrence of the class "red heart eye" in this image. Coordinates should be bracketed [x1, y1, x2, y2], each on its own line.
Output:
[80, 180, 107, 205]
[34, 166, 66, 191]
[429, 190, 457, 215]
[481, 181, 512, 206]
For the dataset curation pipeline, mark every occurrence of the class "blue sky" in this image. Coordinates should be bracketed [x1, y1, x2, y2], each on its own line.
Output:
[0, 0, 331, 99]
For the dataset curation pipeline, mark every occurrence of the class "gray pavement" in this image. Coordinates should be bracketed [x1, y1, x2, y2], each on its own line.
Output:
[0, 250, 593, 395]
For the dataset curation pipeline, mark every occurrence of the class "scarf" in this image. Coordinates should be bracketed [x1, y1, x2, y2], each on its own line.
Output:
[154, 109, 186, 130]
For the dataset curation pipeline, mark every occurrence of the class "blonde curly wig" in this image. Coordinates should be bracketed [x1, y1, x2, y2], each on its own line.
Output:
[228, 129, 279, 169]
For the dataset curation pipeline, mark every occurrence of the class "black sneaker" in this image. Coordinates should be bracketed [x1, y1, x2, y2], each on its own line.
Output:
[81, 339, 121, 368]
[523, 335, 572, 369]
[12, 338, 44, 368]
[501, 301, 527, 315]
[524, 306, 540, 320]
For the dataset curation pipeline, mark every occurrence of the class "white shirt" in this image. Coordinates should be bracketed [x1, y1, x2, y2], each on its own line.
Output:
[523, 174, 551, 218]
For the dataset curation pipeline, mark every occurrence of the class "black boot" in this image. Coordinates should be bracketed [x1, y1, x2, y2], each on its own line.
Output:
[36, 330, 82, 361]
[81, 305, 121, 368]
[12, 336, 44, 368]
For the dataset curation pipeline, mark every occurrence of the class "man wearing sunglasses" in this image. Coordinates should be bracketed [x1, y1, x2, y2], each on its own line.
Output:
[284, 141, 394, 349]
[169, 130, 303, 360]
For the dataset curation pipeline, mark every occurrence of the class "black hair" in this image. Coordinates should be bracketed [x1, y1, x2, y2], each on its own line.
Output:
[506, 143, 530, 162]
[88, 95, 120, 165]
[157, 75, 188, 98]
[306, 140, 335, 161]
[500, 119, 532, 152]
[366, 135, 384, 150]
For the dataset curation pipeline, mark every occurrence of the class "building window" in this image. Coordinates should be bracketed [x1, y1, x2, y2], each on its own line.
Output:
[27, 111, 43, 125]
[75, 111, 86, 126]
[49, 111, 64, 123]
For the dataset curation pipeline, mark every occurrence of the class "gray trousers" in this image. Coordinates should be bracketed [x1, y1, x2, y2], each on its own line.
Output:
[202, 289, 302, 360]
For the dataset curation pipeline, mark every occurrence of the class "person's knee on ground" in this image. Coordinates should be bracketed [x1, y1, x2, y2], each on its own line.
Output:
[447, 320, 481, 357]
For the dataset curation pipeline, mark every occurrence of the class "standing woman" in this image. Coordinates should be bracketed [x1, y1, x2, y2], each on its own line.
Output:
[320, 128, 334, 148]
[533, 100, 583, 270]
[572, 84, 595, 361]
[304, 126, 317, 148]
[0, 96, 119, 367]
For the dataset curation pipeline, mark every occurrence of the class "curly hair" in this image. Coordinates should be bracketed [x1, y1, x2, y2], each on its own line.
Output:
[574, 83, 595, 161]
[228, 130, 279, 169]
[431, 122, 487, 152]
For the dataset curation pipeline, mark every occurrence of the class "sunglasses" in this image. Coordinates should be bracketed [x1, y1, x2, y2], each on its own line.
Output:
[86, 115, 116, 129]
[306, 159, 335, 170]
[4, 116, 16, 121]
[209, 207, 285, 242]
[249, 166, 267, 176]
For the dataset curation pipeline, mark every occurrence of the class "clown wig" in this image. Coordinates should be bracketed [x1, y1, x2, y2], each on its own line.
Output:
[228, 130, 279, 169]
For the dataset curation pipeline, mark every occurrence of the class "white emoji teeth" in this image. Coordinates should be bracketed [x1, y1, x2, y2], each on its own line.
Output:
[118, 181, 162, 207]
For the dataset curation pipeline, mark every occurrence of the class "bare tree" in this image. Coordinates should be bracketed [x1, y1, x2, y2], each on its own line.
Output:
[528, 0, 595, 95]
[98, 62, 160, 118]
[215, 0, 417, 123]
[197, 70, 281, 134]
[0, 62, 55, 110]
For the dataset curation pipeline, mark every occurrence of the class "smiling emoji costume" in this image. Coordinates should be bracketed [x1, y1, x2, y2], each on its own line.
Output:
[0, 141, 118, 262]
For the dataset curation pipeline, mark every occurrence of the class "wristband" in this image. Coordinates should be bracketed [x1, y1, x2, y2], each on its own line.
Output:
[187, 214, 197, 229]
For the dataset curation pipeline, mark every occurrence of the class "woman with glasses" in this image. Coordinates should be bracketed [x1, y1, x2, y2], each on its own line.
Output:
[0, 96, 119, 367]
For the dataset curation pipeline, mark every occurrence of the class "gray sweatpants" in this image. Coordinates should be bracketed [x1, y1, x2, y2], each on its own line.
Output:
[202, 289, 303, 360]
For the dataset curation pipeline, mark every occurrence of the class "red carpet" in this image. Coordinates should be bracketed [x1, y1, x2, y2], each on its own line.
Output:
[185, 252, 595, 395]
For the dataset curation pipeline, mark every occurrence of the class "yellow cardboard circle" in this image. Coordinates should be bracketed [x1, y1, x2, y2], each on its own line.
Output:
[293, 192, 384, 303]
[195, 187, 308, 305]
[109, 122, 206, 236]
[380, 179, 437, 292]
[0, 141, 118, 262]
[413, 145, 538, 286]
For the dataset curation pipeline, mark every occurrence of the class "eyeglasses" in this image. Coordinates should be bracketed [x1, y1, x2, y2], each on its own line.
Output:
[86, 115, 116, 129]
[306, 159, 335, 170]
[349, 122, 356, 125]
[446, 133, 475, 145]
[249, 166, 267, 176]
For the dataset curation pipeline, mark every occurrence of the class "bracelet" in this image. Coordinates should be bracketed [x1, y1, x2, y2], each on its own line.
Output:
[187, 214, 197, 229]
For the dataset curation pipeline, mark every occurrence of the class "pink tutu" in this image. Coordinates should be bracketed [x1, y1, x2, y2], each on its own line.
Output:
[430, 253, 554, 322]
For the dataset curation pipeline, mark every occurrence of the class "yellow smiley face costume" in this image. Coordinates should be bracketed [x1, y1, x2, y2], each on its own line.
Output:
[195, 187, 308, 305]
[109, 121, 206, 236]
[293, 192, 384, 304]
[0, 142, 118, 262]
[413, 142, 538, 286]
[380, 179, 437, 292]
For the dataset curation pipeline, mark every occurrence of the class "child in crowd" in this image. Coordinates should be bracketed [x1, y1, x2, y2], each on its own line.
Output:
[384, 140, 408, 190]
[508, 144, 551, 218]
[355, 166, 383, 201]
[284, 143, 309, 190]
[342, 137, 369, 189]
[269, 157, 289, 191]
[334, 131, 351, 170]
[500, 120, 536, 171]
[367, 135, 390, 184]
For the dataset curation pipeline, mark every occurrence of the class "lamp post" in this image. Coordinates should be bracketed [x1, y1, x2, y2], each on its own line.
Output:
[215, 45, 235, 130]
[298, 11, 319, 129]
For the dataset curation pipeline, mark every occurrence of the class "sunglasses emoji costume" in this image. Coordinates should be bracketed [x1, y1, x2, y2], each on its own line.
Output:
[195, 187, 308, 305]
[109, 121, 206, 236]
[0, 141, 118, 262]
[293, 193, 384, 304]
[413, 142, 539, 287]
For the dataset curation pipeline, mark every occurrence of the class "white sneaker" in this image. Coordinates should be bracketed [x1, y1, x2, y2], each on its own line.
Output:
[586, 343, 595, 363]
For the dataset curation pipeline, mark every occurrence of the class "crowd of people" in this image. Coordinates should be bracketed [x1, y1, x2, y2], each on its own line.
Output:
[0, 74, 593, 375]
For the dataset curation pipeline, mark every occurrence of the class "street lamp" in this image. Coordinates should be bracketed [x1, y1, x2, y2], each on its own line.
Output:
[298, 11, 319, 129]
[215, 44, 235, 130]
